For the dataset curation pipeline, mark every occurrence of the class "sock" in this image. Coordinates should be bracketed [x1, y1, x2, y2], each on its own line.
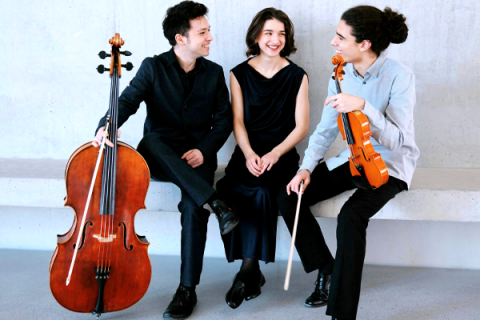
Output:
[320, 261, 334, 276]
[206, 193, 219, 208]
[239, 258, 260, 283]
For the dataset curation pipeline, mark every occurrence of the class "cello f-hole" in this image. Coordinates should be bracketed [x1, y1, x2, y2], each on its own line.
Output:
[119, 222, 134, 251]
[73, 221, 93, 250]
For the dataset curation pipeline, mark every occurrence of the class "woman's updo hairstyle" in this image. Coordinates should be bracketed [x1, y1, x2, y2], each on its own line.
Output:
[341, 6, 408, 56]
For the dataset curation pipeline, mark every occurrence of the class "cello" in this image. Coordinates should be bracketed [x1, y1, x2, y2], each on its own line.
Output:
[49, 34, 151, 318]
[332, 55, 389, 190]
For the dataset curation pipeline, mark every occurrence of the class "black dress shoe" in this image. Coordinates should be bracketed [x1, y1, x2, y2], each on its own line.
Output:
[304, 273, 332, 308]
[245, 271, 266, 301]
[163, 284, 197, 319]
[225, 271, 266, 309]
[225, 273, 246, 309]
[211, 200, 240, 235]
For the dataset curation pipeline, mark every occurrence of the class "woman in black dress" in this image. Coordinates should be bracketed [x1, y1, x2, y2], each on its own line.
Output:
[216, 8, 309, 309]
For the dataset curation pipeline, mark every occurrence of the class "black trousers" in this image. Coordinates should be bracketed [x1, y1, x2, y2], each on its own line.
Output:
[137, 134, 217, 287]
[277, 162, 407, 320]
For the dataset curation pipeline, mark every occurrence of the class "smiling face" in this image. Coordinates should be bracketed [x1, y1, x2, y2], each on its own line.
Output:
[330, 19, 367, 63]
[255, 18, 286, 57]
[182, 15, 213, 58]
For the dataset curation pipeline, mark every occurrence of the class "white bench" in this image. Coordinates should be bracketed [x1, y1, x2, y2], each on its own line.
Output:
[1, 158, 479, 222]
[2, 157, 480, 269]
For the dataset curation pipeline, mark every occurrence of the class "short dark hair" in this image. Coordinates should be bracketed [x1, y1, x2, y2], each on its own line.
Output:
[245, 8, 297, 57]
[341, 6, 408, 56]
[162, 1, 208, 46]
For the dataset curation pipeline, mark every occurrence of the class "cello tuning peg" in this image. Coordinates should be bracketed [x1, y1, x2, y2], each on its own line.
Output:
[120, 50, 132, 56]
[97, 65, 110, 74]
[332, 76, 335, 80]
[98, 51, 111, 59]
[341, 70, 345, 75]
[342, 62, 347, 66]
[122, 62, 134, 71]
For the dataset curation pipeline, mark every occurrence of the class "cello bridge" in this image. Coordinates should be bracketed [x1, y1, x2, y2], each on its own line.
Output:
[93, 234, 117, 243]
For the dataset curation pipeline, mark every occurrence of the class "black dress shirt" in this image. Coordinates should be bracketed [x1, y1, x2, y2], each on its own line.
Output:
[97, 48, 233, 162]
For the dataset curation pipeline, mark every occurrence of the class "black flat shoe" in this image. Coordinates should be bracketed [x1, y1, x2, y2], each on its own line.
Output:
[211, 200, 240, 235]
[245, 272, 266, 301]
[163, 284, 197, 319]
[225, 273, 246, 309]
[304, 273, 332, 308]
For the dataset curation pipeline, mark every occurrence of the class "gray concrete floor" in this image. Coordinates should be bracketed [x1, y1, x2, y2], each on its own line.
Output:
[1, 249, 479, 320]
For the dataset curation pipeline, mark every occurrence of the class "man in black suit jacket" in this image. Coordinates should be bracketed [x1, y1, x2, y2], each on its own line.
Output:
[93, 1, 238, 318]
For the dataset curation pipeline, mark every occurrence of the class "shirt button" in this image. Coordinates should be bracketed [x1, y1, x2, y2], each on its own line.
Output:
[183, 105, 188, 110]
[363, 81, 366, 85]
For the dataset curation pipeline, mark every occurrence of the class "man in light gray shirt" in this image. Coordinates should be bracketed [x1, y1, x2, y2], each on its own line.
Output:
[277, 5, 419, 320]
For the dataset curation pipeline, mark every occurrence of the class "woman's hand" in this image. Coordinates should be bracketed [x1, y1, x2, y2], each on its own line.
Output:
[245, 153, 263, 177]
[325, 93, 365, 113]
[260, 150, 281, 174]
[286, 169, 311, 195]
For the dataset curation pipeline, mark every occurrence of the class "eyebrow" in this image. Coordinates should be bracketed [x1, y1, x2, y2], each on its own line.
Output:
[263, 29, 286, 33]
[197, 26, 210, 32]
[336, 31, 345, 39]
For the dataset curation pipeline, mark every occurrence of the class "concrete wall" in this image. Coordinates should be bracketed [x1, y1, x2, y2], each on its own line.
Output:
[1, 0, 479, 168]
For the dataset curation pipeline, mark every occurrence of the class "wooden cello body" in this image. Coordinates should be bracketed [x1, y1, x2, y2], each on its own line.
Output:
[49, 34, 151, 317]
[332, 55, 388, 190]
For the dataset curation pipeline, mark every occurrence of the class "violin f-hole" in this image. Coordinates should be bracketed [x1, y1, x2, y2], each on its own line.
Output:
[358, 146, 371, 162]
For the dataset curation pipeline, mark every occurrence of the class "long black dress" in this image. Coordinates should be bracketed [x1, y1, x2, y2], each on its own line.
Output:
[217, 59, 306, 263]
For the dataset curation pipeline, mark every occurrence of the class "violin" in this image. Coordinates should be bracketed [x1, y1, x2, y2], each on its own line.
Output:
[49, 34, 151, 318]
[332, 55, 388, 190]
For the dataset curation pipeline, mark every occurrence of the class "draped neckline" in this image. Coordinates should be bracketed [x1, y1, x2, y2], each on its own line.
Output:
[246, 58, 292, 80]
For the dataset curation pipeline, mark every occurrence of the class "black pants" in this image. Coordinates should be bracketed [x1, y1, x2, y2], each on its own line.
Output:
[277, 162, 407, 320]
[137, 134, 217, 287]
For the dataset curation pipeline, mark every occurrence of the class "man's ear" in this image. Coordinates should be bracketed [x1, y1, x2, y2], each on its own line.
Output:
[175, 34, 185, 46]
[360, 40, 372, 52]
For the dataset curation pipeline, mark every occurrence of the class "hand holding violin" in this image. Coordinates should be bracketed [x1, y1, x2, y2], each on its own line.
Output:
[325, 93, 365, 113]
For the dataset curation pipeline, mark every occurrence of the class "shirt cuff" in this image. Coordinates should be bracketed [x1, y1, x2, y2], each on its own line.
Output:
[298, 157, 318, 174]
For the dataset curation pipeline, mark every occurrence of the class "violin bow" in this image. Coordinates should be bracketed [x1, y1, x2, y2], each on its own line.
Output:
[284, 181, 304, 291]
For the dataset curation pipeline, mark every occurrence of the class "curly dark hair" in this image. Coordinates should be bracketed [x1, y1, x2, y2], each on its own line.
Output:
[245, 8, 297, 57]
[162, 1, 208, 46]
[341, 6, 408, 56]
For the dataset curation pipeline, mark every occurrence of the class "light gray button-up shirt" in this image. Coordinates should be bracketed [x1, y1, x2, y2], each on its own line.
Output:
[299, 53, 420, 188]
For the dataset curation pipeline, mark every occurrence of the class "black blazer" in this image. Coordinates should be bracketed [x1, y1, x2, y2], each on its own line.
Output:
[97, 48, 232, 162]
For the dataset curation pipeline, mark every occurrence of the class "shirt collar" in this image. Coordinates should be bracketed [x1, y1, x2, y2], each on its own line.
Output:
[350, 51, 387, 78]
[167, 47, 206, 72]
[365, 51, 387, 78]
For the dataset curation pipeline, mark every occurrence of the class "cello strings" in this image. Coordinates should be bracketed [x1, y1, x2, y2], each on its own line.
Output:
[108, 65, 119, 271]
[98, 56, 117, 272]
[108, 57, 120, 271]
[105, 67, 116, 272]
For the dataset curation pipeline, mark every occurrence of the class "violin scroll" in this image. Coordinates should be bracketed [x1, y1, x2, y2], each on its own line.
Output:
[332, 55, 346, 81]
